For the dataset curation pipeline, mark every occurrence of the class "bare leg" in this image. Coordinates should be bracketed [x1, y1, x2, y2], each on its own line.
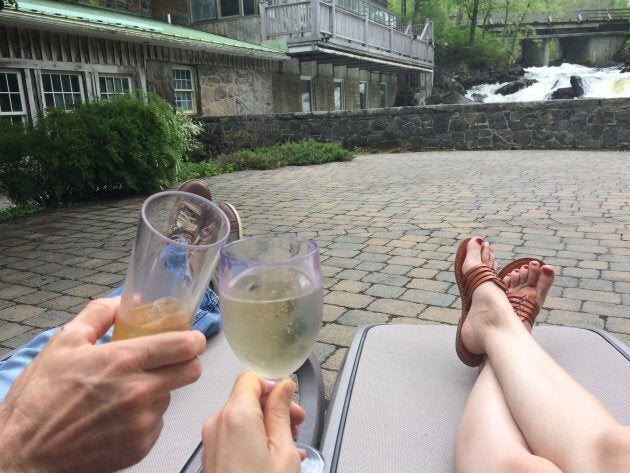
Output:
[460, 237, 630, 473]
[456, 240, 561, 473]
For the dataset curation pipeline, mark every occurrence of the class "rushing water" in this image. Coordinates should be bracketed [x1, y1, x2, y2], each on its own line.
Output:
[465, 63, 630, 102]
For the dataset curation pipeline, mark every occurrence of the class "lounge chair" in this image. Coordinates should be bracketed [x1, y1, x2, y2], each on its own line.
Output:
[126, 324, 630, 473]
[121, 332, 324, 473]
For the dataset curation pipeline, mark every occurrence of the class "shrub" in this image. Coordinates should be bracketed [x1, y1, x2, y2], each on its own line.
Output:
[0, 94, 187, 205]
[176, 160, 225, 181]
[214, 140, 354, 171]
[0, 203, 43, 223]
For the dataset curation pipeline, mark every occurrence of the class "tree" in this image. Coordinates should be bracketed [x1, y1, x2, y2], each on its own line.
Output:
[469, 0, 480, 45]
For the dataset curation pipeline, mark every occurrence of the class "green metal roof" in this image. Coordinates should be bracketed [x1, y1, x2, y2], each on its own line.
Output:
[0, 0, 287, 58]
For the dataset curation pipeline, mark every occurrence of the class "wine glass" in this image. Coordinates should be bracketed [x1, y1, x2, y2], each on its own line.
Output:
[219, 235, 325, 473]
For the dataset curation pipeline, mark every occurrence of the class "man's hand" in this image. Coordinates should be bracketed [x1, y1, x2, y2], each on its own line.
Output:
[0, 297, 206, 473]
[202, 372, 306, 473]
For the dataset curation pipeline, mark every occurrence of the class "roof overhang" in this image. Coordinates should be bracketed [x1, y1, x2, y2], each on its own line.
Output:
[289, 44, 434, 73]
[0, 0, 287, 60]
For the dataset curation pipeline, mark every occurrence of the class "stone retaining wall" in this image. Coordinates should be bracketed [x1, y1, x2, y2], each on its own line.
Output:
[199, 98, 630, 154]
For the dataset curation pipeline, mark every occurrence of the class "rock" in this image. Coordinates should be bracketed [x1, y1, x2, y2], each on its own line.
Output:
[426, 91, 472, 105]
[495, 78, 537, 96]
[613, 47, 630, 64]
[470, 93, 486, 102]
[570, 76, 584, 97]
[550, 76, 584, 99]
[551, 87, 576, 99]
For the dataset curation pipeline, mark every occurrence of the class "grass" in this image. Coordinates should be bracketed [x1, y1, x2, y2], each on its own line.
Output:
[178, 140, 354, 178]
[0, 203, 44, 223]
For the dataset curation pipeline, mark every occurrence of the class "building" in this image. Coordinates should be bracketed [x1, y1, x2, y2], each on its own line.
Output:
[0, 0, 433, 123]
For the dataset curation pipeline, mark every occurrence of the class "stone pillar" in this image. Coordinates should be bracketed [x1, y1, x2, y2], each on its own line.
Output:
[521, 38, 549, 67]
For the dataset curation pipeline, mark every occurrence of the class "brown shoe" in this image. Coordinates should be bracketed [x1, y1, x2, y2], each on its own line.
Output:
[177, 179, 212, 201]
[217, 202, 243, 243]
[168, 180, 214, 243]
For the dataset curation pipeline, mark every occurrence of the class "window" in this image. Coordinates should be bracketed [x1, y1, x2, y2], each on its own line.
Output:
[333, 79, 344, 111]
[189, 0, 255, 21]
[42, 72, 83, 109]
[380, 82, 388, 108]
[173, 68, 196, 113]
[190, 0, 217, 21]
[220, 0, 239, 16]
[242, 0, 255, 15]
[0, 70, 27, 123]
[359, 81, 368, 109]
[98, 75, 131, 101]
[300, 77, 313, 112]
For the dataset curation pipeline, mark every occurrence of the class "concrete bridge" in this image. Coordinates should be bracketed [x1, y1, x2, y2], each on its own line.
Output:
[483, 9, 630, 66]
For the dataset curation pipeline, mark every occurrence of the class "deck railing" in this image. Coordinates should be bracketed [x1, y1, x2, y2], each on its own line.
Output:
[260, 0, 433, 65]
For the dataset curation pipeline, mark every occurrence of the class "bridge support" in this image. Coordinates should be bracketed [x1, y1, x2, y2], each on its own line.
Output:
[559, 34, 627, 66]
[522, 38, 551, 67]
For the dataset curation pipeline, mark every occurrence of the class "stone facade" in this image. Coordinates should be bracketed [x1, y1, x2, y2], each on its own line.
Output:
[199, 98, 630, 154]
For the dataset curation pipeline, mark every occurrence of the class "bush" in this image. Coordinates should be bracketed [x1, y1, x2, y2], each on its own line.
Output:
[214, 140, 354, 171]
[0, 94, 187, 205]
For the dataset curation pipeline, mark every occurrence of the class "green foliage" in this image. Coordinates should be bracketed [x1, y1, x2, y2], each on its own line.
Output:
[0, 94, 189, 206]
[0, 203, 43, 223]
[389, 0, 626, 68]
[176, 160, 225, 181]
[0, 120, 37, 205]
[437, 25, 509, 67]
[175, 140, 354, 181]
[174, 113, 204, 156]
[215, 140, 354, 171]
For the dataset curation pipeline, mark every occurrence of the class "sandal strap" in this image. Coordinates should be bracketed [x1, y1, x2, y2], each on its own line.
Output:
[461, 264, 507, 310]
[507, 294, 540, 326]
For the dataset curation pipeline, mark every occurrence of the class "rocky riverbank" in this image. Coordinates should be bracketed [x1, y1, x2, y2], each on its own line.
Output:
[428, 46, 630, 105]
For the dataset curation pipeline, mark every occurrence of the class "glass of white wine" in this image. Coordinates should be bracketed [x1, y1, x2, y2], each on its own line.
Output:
[219, 235, 325, 473]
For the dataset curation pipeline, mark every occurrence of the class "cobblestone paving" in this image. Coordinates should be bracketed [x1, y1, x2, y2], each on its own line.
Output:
[1, 150, 629, 399]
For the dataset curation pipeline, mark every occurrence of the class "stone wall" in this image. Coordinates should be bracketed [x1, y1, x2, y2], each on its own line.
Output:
[199, 98, 630, 154]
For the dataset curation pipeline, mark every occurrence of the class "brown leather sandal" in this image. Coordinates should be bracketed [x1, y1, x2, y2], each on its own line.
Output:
[455, 238, 507, 367]
[498, 258, 545, 328]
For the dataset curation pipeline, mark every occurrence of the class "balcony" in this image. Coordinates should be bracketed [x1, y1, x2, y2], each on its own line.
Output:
[259, 0, 434, 72]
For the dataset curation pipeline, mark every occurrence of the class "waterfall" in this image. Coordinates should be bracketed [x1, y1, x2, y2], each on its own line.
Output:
[465, 63, 630, 103]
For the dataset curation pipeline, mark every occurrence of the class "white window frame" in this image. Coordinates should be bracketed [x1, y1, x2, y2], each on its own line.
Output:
[172, 67, 196, 114]
[359, 81, 368, 110]
[98, 74, 132, 101]
[300, 76, 313, 113]
[41, 71, 84, 110]
[333, 79, 344, 111]
[0, 69, 27, 123]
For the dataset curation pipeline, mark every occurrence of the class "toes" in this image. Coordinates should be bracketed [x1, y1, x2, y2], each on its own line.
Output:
[507, 268, 521, 289]
[518, 265, 529, 285]
[480, 241, 496, 269]
[526, 261, 539, 286]
[537, 265, 555, 303]
[462, 237, 485, 274]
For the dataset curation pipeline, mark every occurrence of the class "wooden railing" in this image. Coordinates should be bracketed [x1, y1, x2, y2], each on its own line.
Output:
[260, 0, 433, 65]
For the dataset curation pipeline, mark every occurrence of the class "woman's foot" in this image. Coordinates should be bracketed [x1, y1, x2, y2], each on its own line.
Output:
[459, 238, 555, 359]
[502, 261, 555, 331]
[455, 237, 508, 366]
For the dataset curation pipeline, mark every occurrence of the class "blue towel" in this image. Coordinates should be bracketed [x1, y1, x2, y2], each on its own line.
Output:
[0, 286, 222, 401]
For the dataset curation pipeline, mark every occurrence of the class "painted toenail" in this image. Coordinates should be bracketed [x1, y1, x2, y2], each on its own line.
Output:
[523, 265, 528, 269]
[542, 267, 553, 275]
[475, 237, 483, 245]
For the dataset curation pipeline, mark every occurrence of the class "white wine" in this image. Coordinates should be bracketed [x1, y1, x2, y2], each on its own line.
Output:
[221, 266, 323, 379]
